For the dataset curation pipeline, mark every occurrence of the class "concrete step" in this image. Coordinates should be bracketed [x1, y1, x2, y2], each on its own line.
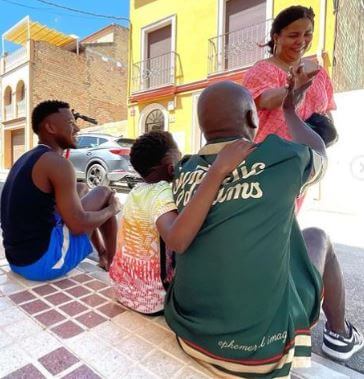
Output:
[292, 353, 364, 378]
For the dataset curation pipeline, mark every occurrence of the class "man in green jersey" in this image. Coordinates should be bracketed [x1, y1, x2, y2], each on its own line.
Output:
[165, 78, 363, 378]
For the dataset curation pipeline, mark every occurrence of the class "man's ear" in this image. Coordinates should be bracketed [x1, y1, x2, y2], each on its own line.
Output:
[246, 109, 258, 130]
[43, 119, 57, 135]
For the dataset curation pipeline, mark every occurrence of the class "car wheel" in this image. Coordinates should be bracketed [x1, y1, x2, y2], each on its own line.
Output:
[86, 163, 110, 188]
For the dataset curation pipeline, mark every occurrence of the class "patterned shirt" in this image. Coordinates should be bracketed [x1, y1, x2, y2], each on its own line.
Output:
[109, 181, 177, 314]
[243, 60, 336, 142]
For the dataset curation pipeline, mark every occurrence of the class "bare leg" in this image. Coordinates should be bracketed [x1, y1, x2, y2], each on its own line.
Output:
[80, 186, 118, 271]
[302, 227, 347, 335]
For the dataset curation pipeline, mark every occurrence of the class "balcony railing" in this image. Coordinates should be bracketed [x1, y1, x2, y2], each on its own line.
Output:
[4, 104, 13, 121]
[3, 47, 28, 72]
[16, 98, 26, 117]
[132, 51, 177, 93]
[208, 19, 272, 75]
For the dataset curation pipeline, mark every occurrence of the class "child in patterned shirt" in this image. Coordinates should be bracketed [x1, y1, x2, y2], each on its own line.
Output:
[109, 130, 254, 315]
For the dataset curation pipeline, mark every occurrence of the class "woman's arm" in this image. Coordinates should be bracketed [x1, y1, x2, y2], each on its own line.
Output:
[255, 87, 288, 110]
[156, 140, 256, 254]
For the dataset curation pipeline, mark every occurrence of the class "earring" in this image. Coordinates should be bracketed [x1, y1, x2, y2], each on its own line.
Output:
[273, 42, 277, 56]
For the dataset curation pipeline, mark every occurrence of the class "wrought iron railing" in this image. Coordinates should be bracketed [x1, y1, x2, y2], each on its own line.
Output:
[132, 51, 177, 93]
[3, 47, 28, 72]
[16, 98, 26, 117]
[208, 19, 272, 74]
[4, 104, 13, 120]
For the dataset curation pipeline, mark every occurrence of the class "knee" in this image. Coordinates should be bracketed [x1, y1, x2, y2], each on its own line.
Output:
[77, 183, 89, 198]
[90, 185, 113, 202]
[303, 226, 328, 240]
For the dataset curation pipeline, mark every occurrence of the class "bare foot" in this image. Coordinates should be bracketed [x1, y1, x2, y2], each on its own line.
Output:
[98, 254, 110, 271]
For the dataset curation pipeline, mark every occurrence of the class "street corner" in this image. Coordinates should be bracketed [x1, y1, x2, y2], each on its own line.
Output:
[350, 155, 364, 181]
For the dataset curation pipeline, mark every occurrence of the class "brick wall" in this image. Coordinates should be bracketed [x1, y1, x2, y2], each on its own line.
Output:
[30, 35, 127, 128]
[83, 25, 129, 66]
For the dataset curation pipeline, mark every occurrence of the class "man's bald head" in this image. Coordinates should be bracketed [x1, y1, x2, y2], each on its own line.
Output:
[198, 81, 258, 141]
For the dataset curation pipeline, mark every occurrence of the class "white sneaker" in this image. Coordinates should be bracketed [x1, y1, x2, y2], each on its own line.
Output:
[322, 320, 364, 361]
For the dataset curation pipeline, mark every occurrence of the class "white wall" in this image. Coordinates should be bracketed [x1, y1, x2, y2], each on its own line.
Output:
[305, 90, 364, 217]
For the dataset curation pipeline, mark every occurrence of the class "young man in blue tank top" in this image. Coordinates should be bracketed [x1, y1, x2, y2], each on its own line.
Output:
[1, 100, 121, 280]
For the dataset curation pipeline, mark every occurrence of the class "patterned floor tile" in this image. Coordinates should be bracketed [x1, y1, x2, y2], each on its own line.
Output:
[80, 294, 107, 307]
[18, 331, 62, 360]
[39, 347, 79, 375]
[88, 348, 132, 378]
[4, 318, 43, 340]
[99, 287, 115, 299]
[76, 311, 107, 329]
[35, 309, 66, 327]
[61, 364, 102, 379]
[59, 301, 88, 317]
[66, 285, 91, 298]
[0, 306, 29, 327]
[71, 274, 93, 283]
[115, 335, 154, 361]
[51, 320, 84, 339]
[91, 321, 129, 346]
[0, 329, 13, 349]
[20, 299, 50, 315]
[136, 322, 172, 346]
[0, 281, 25, 295]
[9, 290, 36, 305]
[2, 363, 46, 379]
[112, 311, 150, 332]
[32, 284, 58, 296]
[0, 297, 14, 311]
[173, 366, 211, 378]
[141, 349, 185, 379]
[0, 344, 30, 377]
[96, 302, 125, 318]
[53, 279, 77, 290]
[45, 292, 72, 306]
[84, 280, 109, 291]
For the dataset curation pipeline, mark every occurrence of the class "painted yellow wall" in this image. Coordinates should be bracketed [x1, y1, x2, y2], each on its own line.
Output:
[128, 0, 336, 152]
[130, 0, 217, 86]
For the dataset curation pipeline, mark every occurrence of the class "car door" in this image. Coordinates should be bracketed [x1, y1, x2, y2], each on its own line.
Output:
[68, 136, 99, 177]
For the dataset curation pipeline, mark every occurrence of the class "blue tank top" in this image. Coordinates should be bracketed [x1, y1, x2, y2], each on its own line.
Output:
[1, 145, 56, 266]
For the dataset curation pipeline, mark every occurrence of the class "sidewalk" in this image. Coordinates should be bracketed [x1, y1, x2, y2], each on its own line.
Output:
[0, 180, 363, 378]
[0, 256, 362, 379]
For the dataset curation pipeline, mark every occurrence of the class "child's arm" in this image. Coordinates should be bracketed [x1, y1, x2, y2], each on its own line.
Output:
[156, 139, 255, 254]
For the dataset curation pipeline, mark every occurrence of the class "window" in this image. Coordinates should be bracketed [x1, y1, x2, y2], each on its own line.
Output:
[77, 136, 98, 149]
[225, 0, 267, 69]
[97, 137, 108, 145]
[145, 109, 164, 132]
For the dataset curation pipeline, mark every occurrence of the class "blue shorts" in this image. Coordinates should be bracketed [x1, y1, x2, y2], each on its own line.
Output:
[10, 214, 93, 281]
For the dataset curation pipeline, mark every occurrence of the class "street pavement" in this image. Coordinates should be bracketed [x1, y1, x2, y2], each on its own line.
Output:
[0, 180, 363, 375]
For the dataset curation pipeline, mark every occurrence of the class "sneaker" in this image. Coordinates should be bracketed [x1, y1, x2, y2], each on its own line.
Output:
[322, 320, 364, 361]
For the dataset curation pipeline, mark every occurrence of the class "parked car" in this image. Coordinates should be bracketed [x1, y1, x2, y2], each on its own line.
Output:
[66, 133, 142, 189]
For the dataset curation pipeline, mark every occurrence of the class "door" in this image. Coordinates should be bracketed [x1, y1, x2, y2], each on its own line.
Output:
[147, 25, 172, 88]
[225, 0, 266, 69]
[11, 129, 25, 165]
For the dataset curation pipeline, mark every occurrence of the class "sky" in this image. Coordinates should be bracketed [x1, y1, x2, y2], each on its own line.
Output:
[0, 0, 130, 51]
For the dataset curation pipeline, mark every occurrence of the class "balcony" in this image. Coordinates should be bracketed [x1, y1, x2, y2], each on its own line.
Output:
[132, 52, 177, 93]
[4, 104, 13, 121]
[2, 46, 28, 73]
[208, 20, 272, 75]
[16, 98, 26, 117]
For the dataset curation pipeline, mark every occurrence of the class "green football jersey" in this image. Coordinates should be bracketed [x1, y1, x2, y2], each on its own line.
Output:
[165, 135, 323, 378]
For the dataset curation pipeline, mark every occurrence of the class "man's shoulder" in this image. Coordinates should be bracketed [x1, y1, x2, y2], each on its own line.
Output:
[261, 134, 310, 155]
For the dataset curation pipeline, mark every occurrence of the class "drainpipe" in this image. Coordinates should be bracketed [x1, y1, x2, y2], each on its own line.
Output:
[317, 0, 327, 67]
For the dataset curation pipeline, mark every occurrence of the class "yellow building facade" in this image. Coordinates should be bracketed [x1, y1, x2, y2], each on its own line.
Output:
[127, 0, 336, 153]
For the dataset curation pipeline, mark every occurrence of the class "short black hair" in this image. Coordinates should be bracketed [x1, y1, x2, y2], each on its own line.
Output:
[266, 6, 315, 54]
[130, 131, 178, 178]
[31, 100, 70, 134]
